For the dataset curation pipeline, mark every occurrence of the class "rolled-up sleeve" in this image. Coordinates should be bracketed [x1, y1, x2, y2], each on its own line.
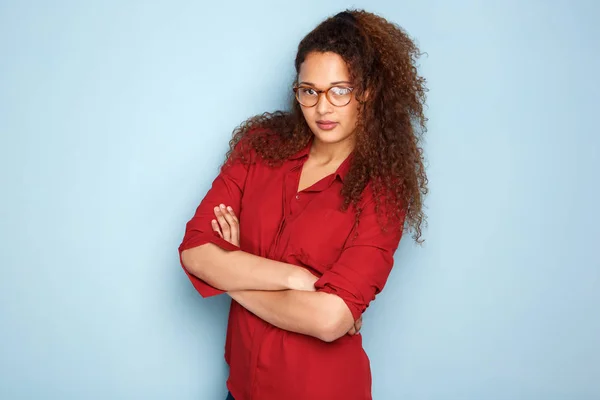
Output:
[313, 199, 405, 320]
[178, 142, 251, 298]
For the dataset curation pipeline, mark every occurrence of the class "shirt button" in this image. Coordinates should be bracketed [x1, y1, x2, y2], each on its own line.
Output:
[295, 194, 300, 200]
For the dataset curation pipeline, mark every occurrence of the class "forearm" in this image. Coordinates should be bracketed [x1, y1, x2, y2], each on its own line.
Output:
[228, 290, 353, 342]
[181, 243, 309, 292]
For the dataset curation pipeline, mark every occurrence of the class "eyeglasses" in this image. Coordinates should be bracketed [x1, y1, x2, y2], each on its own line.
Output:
[293, 85, 354, 107]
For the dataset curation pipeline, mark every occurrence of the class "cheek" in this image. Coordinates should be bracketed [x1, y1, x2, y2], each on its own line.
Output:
[301, 107, 315, 122]
[341, 107, 359, 127]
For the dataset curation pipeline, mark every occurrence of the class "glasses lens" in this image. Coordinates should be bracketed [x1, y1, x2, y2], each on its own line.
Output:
[294, 86, 353, 107]
[327, 86, 353, 106]
[296, 87, 318, 107]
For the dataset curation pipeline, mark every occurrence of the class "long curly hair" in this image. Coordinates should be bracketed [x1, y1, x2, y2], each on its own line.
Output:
[225, 9, 428, 242]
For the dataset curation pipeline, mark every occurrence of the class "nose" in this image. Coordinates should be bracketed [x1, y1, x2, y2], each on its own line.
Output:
[315, 92, 333, 115]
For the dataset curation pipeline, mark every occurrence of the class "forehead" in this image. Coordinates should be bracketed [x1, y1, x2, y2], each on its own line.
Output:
[298, 52, 351, 85]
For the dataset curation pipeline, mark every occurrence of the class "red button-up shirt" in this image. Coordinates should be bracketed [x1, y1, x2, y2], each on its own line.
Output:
[179, 135, 403, 400]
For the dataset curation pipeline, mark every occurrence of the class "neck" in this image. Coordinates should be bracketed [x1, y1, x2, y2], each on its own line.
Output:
[309, 135, 355, 165]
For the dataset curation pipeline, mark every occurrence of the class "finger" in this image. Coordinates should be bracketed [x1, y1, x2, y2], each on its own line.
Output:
[355, 317, 363, 332]
[214, 206, 231, 240]
[221, 204, 239, 235]
[226, 206, 239, 224]
[222, 205, 240, 246]
[211, 219, 223, 238]
[347, 326, 356, 336]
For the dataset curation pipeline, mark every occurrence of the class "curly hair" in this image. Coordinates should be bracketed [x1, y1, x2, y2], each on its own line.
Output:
[224, 9, 428, 242]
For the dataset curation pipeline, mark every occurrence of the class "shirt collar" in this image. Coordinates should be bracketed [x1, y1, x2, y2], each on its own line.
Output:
[289, 136, 353, 183]
[289, 136, 313, 160]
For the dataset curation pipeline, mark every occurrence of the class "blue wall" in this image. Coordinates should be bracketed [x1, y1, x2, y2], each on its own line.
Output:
[1, 1, 598, 399]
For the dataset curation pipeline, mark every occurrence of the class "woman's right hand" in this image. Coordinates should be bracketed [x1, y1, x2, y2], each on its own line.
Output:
[347, 316, 362, 336]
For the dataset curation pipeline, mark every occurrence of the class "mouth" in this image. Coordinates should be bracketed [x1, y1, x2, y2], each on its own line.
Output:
[316, 121, 338, 130]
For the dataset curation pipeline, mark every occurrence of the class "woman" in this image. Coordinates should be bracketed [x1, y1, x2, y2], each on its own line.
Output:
[179, 9, 427, 400]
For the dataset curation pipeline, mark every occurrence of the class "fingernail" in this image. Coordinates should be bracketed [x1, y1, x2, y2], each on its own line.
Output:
[227, 206, 233, 212]
[220, 204, 226, 209]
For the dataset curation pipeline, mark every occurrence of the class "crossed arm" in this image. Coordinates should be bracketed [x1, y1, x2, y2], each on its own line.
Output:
[180, 204, 362, 342]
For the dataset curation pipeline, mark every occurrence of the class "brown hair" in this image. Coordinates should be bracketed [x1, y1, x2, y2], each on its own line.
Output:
[225, 9, 428, 242]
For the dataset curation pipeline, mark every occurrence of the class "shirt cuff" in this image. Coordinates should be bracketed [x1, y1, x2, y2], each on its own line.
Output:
[178, 230, 240, 298]
[314, 271, 367, 321]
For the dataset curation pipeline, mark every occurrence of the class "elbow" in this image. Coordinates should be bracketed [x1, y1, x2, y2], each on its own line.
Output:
[315, 300, 355, 343]
[318, 318, 349, 343]
[318, 329, 343, 343]
[181, 243, 234, 291]
[181, 244, 214, 281]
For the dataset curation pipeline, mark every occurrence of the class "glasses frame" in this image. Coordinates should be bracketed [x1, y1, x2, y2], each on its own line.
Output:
[293, 85, 354, 108]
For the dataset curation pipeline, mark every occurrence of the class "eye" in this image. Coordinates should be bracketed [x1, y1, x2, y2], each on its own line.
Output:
[301, 88, 317, 96]
[330, 86, 353, 95]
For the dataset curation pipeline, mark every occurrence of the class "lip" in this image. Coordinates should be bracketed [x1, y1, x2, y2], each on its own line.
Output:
[316, 121, 338, 130]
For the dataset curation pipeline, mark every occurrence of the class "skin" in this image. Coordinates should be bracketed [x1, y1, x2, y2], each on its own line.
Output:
[297, 51, 360, 179]
[212, 204, 362, 336]
[182, 51, 364, 341]
[209, 51, 364, 336]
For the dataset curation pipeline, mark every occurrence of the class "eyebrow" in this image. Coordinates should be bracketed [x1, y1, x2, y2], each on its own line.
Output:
[298, 81, 352, 86]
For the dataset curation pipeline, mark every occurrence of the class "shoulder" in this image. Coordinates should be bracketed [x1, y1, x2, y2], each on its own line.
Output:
[226, 127, 267, 166]
[356, 180, 406, 234]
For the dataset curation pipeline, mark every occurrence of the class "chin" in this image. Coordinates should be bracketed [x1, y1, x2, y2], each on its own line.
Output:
[311, 127, 352, 144]
[314, 134, 341, 144]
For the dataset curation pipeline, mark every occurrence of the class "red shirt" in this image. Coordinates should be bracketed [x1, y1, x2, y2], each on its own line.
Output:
[178, 135, 403, 400]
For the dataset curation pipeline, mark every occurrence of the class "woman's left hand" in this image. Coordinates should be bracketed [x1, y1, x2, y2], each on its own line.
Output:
[213, 203, 362, 335]
[212, 204, 240, 247]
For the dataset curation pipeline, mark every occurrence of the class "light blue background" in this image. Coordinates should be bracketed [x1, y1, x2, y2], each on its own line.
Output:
[1, 1, 599, 399]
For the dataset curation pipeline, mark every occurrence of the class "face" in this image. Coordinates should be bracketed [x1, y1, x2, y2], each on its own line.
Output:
[296, 51, 360, 147]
